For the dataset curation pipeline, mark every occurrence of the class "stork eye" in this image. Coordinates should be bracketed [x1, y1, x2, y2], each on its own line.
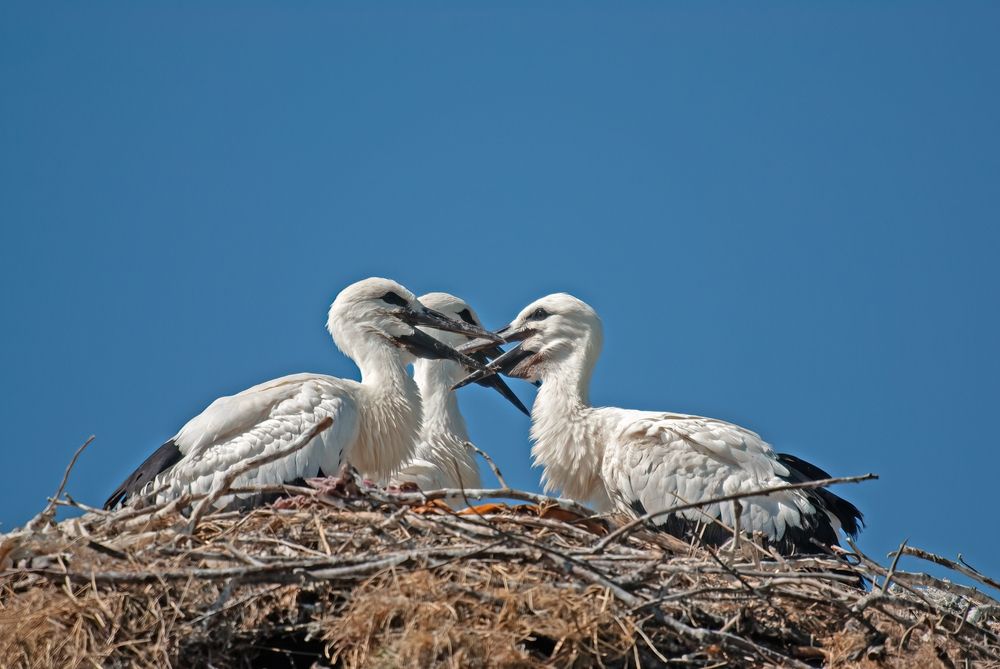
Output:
[526, 307, 550, 322]
[456, 308, 478, 326]
[381, 291, 409, 307]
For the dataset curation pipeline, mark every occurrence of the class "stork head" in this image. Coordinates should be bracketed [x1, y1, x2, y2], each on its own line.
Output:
[453, 293, 603, 388]
[415, 292, 487, 351]
[327, 278, 499, 370]
[417, 292, 530, 415]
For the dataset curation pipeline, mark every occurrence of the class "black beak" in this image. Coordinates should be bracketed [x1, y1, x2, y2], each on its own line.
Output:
[402, 310, 529, 415]
[395, 327, 489, 370]
[467, 346, 531, 416]
[456, 336, 504, 355]
[455, 322, 521, 355]
[392, 304, 503, 370]
[454, 322, 540, 393]
[452, 342, 536, 391]
[402, 305, 503, 342]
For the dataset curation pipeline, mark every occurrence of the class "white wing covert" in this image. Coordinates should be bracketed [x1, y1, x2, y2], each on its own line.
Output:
[604, 413, 826, 551]
[108, 374, 359, 508]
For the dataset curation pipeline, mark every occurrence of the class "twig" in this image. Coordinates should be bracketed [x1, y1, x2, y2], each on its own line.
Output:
[881, 539, 908, 594]
[55, 495, 109, 515]
[189, 583, 285, 625]
[899, 546, 1000, 597]
[369, 485, 597, 518]
[22, 545, 531, 585]
[26, 436, 96, 531]
[465, 442, 508, 489]
[885, 569, 997, 607]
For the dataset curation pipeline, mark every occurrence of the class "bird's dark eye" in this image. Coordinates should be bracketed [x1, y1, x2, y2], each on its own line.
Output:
[526, 307, 550, 322]
[456, 308, 478, 326]
[381, 291, 409, 307]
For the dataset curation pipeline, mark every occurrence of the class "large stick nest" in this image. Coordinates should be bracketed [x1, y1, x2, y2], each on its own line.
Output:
[2, 476, 999, 668]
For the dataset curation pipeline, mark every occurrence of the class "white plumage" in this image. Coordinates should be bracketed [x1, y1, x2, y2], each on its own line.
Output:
[104, 278, 496, 510]
[390, 293, 484, 492]
[156, 373, 359, 503]
[458, 293, 863, 554]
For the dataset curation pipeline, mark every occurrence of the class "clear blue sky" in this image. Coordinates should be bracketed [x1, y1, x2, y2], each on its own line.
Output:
[2, 4, 998, 581]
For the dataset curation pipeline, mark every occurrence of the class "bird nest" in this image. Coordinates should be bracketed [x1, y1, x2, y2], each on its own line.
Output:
[3, 451, 1000, 669]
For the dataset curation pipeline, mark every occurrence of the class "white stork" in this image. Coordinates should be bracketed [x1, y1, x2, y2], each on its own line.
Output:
[103, 277, 501, 510]
[455, 293, 863, 554]
[389, 292, 529, 492]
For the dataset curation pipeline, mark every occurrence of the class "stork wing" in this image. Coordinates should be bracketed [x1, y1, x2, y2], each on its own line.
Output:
[104, 374, 358, 509]
[103, 438, 184, 510]
[604, 413, 852, 554]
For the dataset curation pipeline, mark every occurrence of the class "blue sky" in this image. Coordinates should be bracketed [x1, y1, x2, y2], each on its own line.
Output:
[2, 4, 998, 581]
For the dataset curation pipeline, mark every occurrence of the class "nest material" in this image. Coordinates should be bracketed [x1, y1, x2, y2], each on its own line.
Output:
[3, 481, 1000, 668]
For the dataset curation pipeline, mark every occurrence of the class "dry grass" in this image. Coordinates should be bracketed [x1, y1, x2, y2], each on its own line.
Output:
[2, 460, 999, 668]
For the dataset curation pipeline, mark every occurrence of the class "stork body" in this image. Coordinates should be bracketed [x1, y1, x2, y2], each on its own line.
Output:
[458, 294, 863, 554]
[391, 293, 487, 491]
[104, 278, 497, 510]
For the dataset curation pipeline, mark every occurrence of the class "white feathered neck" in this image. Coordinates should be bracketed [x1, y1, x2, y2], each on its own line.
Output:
[414, 358, 469, 444]
[529, 335, 611, 509]
[348, 340, 421, 478]
[394, 357, 482, 490]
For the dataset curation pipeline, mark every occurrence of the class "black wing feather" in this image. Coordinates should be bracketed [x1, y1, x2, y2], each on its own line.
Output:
[776, 453, 865, 538]
[103, 439, 183, 509]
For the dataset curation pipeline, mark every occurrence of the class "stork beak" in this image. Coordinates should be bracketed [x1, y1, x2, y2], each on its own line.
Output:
[455, 323, 524, 354]
[396, 307, 528, 410]
[454, 323, 541, 394]
[395, 305, 503, 370]
[404, 305, 503, 343]
[468, 346, 531, 416]
[456, 336, 505, 355]
[394, 326, 488, 370]
[452, 342, 536, 390]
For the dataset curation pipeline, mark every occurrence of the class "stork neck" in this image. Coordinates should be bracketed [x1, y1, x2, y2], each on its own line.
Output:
[351, 344, 421, 478]
[531, 369, 594, 459]
[530, 349, 608, 506]
[354, 342, 411, 390]
[535, 344, 595, 415]
[413, 359, 469, 442]
[394, 358, 481, 491]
